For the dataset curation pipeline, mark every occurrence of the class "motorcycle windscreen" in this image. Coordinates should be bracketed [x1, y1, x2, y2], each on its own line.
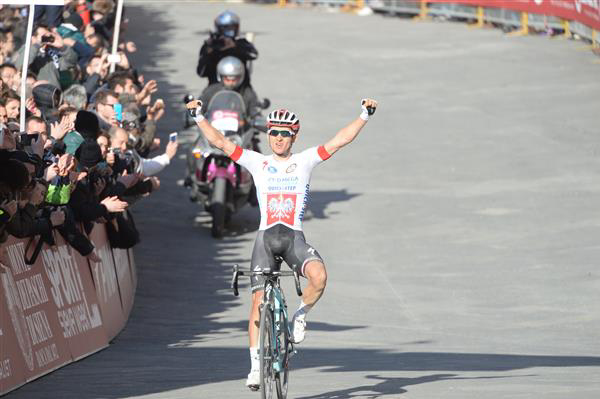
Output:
[206, 90, 247, 133]
[210, 110, 239, 132]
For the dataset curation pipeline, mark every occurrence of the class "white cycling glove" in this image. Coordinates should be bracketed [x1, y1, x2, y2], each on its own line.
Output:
[360, 99, 376, 121]
[188, 100, 205, 123]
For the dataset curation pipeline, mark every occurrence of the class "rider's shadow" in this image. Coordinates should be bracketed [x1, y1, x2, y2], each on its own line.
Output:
[297, 373, 512, 399]
[303, 189, 361, 221]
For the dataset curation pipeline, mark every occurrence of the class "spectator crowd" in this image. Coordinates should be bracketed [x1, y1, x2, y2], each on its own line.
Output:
[0, 1, 177, 264]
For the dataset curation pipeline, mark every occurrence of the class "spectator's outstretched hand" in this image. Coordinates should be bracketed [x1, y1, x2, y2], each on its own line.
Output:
[26, 97, 41, 117]
[166, 140, 178, 160]
[147, 98, 165, 121]
[45, 163, 59, 181]
[50, 210, 65, 227]
[30, 134, 45, 157]
[101, 196, 128, 213]
[136, 80, 158, 105]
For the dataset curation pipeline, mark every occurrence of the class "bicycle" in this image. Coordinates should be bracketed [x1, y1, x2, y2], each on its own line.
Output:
[231, 255, 303, 399]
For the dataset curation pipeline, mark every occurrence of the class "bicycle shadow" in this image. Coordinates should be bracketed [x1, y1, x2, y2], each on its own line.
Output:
[296, 373, 512, 399]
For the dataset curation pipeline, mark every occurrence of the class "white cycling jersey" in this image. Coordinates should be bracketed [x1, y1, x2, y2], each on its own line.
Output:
[231, 145, 331, 231]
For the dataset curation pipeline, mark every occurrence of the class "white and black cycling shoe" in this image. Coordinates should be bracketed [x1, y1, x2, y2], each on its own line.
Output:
[291, 317, 307, 344]
[246, 369, 260, 391]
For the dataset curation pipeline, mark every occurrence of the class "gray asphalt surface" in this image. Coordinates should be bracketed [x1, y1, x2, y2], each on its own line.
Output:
[6, 1, 600, 398]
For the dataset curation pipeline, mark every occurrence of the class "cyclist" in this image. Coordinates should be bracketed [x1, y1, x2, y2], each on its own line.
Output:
[186, 97, 378, 390]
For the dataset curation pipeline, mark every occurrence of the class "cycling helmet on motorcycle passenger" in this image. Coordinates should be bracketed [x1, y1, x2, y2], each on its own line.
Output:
[214, 11, 240, 38]
[217, 56, 245, 90]
[267, 109, 300, 134]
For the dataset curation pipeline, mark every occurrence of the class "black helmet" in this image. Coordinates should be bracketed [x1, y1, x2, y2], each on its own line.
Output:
[214, 11, 240, 38]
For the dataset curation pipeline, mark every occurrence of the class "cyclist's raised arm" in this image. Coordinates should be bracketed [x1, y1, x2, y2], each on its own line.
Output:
[323, 99, 377, 157]
[186, 99, 238, 157]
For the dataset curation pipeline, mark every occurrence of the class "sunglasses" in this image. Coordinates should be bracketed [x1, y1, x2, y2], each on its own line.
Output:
[268, 129, 295, 138]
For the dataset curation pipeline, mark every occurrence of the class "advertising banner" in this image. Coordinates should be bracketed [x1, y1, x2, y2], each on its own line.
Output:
[128, 248, 138, 292]
[112, 248, 134, 318]
[428, 0, 600, 30]
[0, 265, 27, 395]
[87, 224, 126, 340]
[48, 234, 109, 360]
[0, 238, 72, 381]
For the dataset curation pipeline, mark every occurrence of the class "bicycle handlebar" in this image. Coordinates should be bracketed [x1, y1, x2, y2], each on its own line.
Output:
[231, 264, 303, 297]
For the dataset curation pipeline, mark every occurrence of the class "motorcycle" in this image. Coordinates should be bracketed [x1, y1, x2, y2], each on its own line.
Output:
[184, 89, 268, 238]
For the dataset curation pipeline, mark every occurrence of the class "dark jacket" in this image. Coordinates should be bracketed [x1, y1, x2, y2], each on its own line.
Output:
[6, 204, 52, 239]
[196, 36, 257, 86]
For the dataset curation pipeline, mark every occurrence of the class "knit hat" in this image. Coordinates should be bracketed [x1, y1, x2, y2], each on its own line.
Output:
[32, 83, 62, 109]
[64, 13, 84, 31]
[75, 140, 103, 168]
[75, 111, 100, 140]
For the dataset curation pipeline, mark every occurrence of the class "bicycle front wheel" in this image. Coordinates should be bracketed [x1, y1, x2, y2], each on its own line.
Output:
[275, 310, 290, 399]
[259, 303, 275, 399]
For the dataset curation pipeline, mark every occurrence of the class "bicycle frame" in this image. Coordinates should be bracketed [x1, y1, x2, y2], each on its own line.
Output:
[264, 280, 290, 373]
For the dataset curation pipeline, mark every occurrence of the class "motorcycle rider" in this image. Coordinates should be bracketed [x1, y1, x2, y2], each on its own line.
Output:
[199, 56, 261, 119]
[196, 11, 257, 87]
[186, 97, 378, 390]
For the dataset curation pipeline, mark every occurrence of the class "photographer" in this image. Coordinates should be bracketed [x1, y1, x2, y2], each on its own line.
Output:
[109, 125, 177, 178]
[196, 11, 257, 87]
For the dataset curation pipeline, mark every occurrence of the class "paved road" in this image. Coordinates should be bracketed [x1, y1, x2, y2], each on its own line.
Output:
[7, 1, 600, 398]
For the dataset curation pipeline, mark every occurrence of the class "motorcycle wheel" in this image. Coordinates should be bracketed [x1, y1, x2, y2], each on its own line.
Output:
[211, 177, 227, 238]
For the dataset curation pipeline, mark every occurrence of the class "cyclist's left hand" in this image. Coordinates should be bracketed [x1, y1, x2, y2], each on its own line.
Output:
[360, 98, 377, 121]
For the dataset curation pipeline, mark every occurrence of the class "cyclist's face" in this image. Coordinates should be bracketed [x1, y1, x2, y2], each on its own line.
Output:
[268, 128, 296, 156]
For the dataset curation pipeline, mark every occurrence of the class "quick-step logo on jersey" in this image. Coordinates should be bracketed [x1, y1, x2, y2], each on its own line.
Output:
[267, 193, 297, 226]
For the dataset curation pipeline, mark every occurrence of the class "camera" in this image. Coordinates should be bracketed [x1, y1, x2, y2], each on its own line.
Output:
[41, 34, 55, 44]
[112, 148, 139, 175]
[18, 133, 39, 146]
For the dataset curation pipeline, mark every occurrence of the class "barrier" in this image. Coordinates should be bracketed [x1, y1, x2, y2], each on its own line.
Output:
[269, 1, 600, 45]
[0, 224, 137, 396]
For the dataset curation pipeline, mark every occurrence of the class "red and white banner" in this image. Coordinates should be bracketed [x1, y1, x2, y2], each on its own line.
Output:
[50, 234, 109, 360]
[0, 238, 72, 382]
[428, 0, 600, 30]
[87, 225, 127, 340]
[0, 224, 137, 394]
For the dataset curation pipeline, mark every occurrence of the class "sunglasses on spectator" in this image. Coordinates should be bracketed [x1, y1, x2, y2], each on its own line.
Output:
[268, 129, 295, 138]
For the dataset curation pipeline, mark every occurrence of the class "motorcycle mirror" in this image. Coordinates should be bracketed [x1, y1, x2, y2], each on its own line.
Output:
[183, 94, 195, 104]
[261, 98, 271, 109]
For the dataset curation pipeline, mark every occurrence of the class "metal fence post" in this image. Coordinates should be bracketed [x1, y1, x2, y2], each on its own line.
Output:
[509, 11, 529, 36]
[562, 19, 571, 38]
[474, 6, 484, 28]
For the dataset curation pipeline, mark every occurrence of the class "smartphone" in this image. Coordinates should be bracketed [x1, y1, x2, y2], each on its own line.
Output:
[114, 103, 122, 122]
[169, 132, 178, 143]
[107, 53, 121, 63]
[19, 133, 39, 146]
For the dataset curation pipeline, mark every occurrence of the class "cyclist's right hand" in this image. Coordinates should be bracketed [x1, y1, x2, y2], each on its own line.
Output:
[186, 99, 203, 118]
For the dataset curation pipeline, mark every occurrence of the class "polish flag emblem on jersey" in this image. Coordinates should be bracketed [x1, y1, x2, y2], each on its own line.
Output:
[267, 193, 297, 226]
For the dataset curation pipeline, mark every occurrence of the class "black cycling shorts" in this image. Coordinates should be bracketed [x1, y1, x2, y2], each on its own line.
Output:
[250, 224, 324, 292]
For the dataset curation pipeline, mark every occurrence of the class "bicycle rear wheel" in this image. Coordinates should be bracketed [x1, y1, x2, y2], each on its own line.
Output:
[259, 303, 275, 399]
[275, 311, 290, 399]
